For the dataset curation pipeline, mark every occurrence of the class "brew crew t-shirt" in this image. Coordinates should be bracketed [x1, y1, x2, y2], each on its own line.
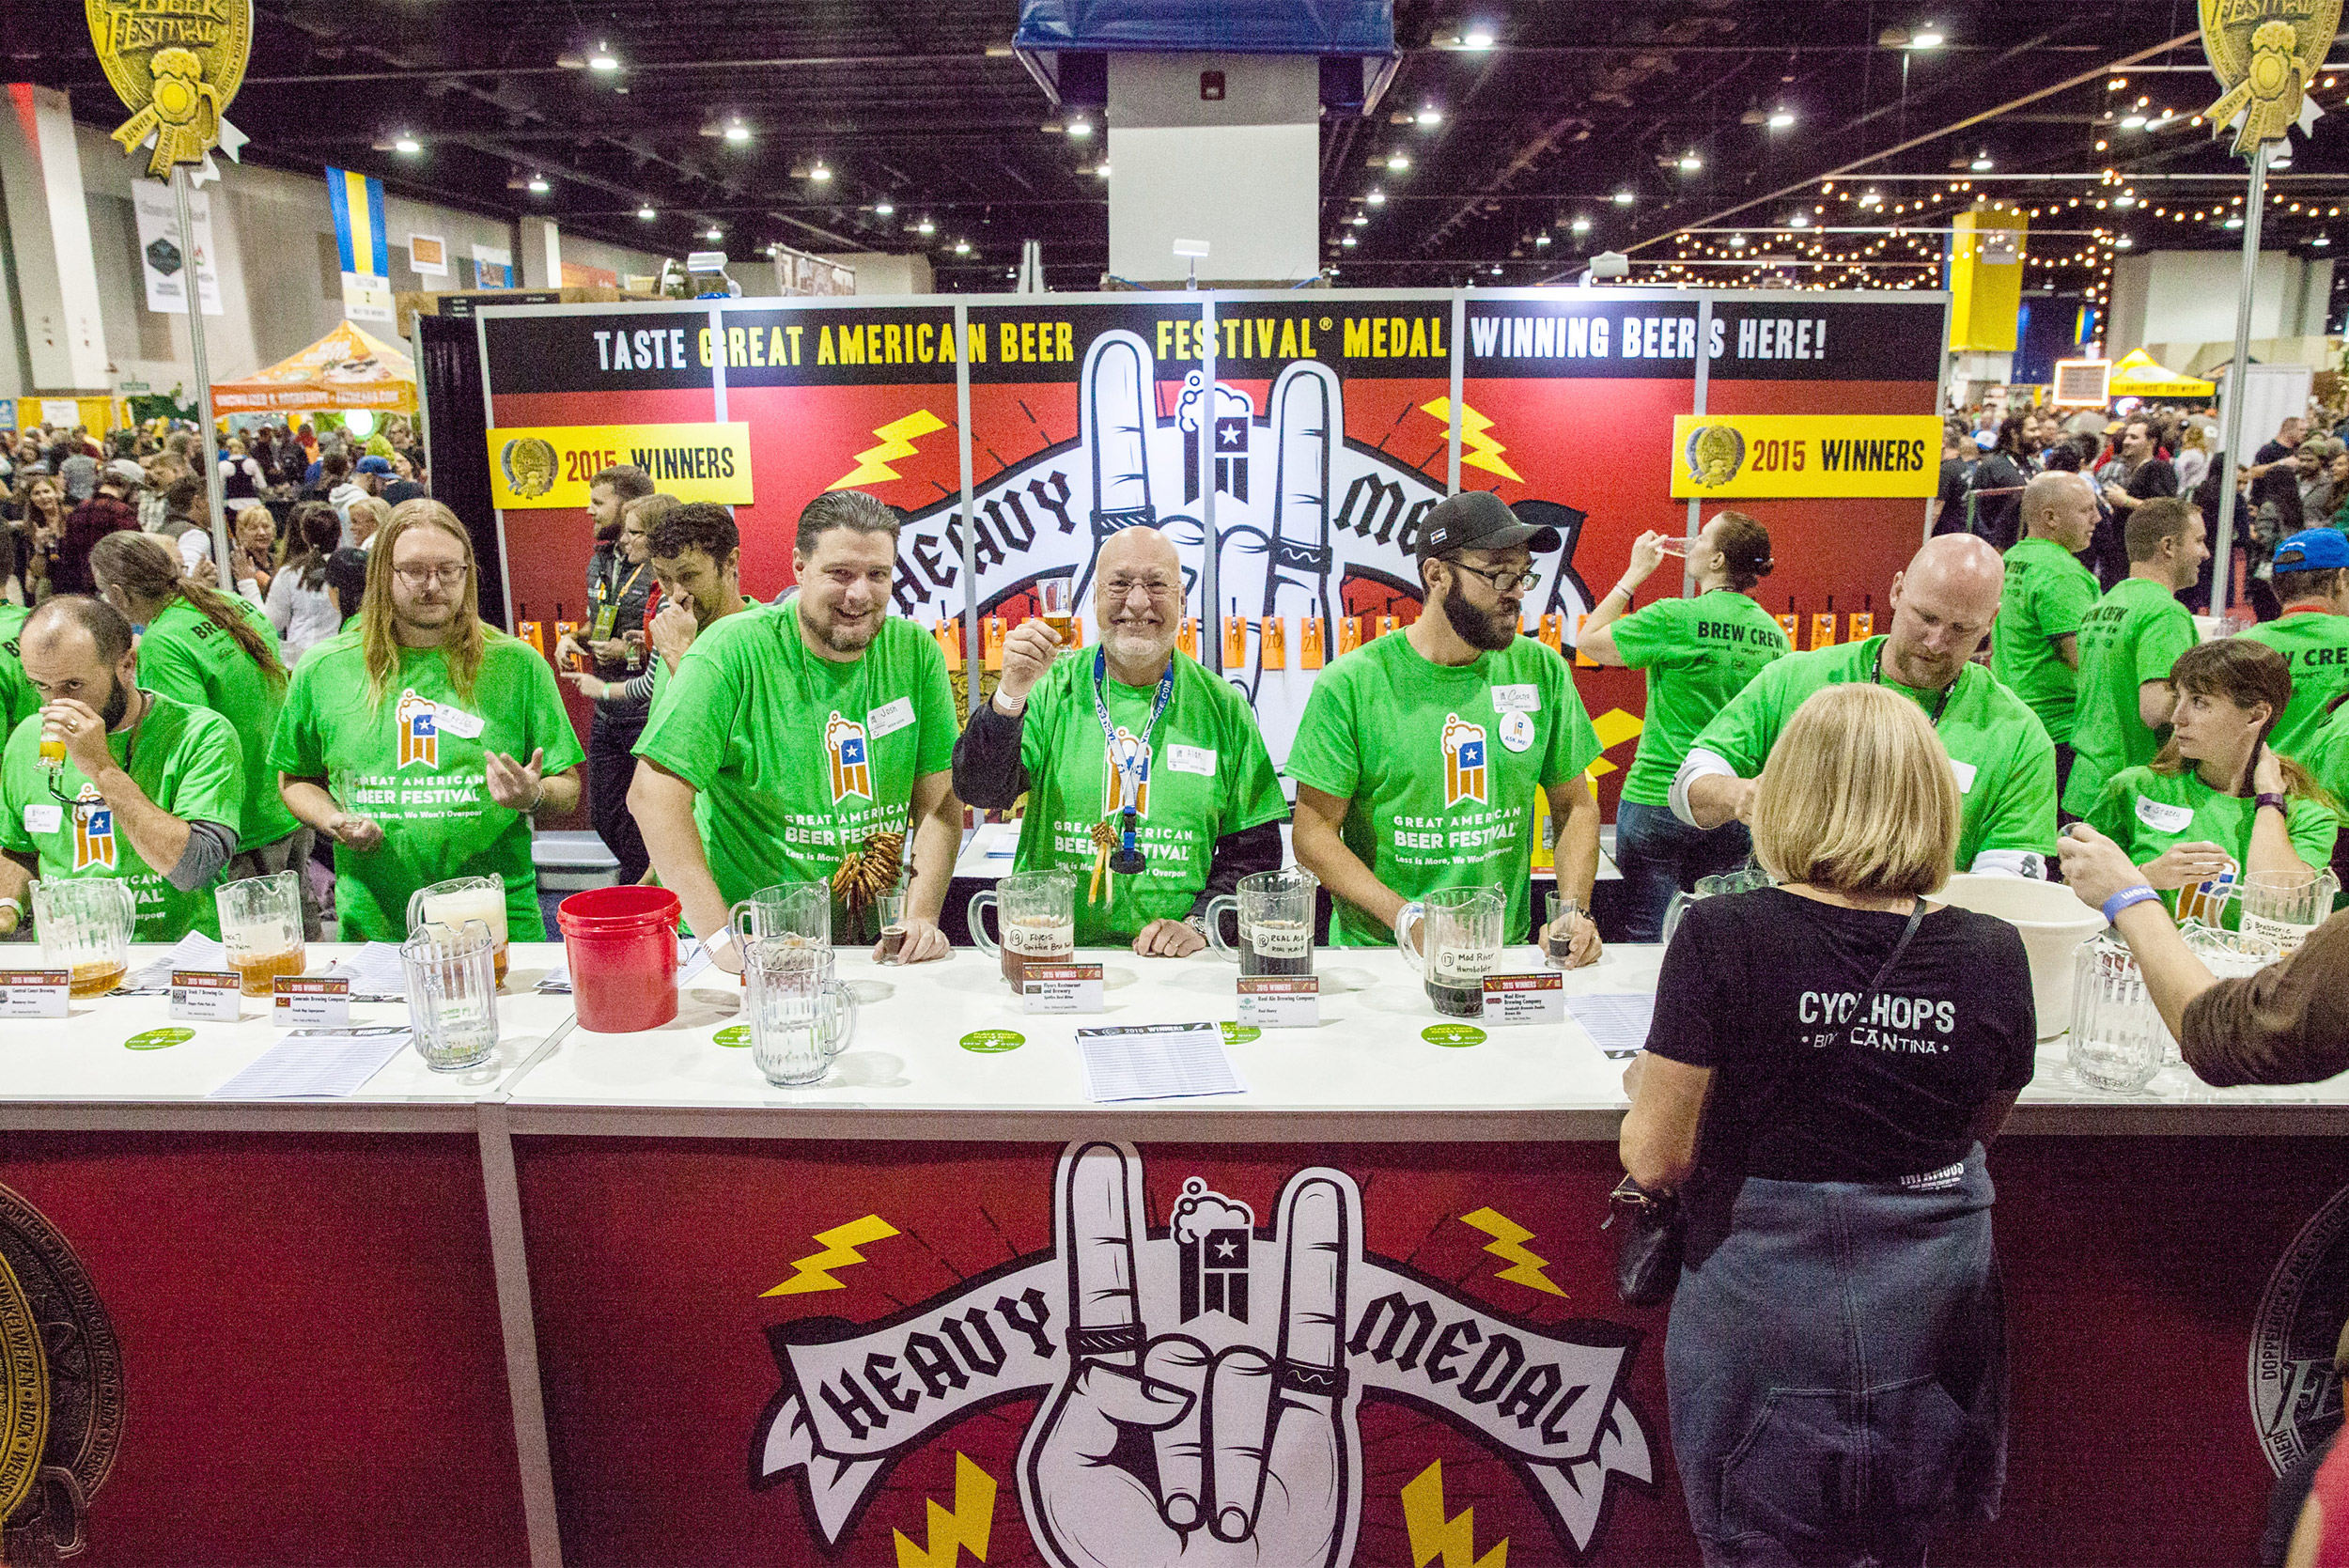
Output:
[1009, 648, 1287, 944]
[1286, 631, 1601, 947]
[1688, 635, 2058, 875]
[0, 604, 36, 736]
[633, 597, 958, 910]
[2085, 766, 2339, 925]
[2063, 578, 2199, 817]
[0, 691, 243, 940]
[134, 596, 301, 850]
[2240, 609, 2349, 759]
[1645, 889, 2036, 1182]
[1994, 536, 2100, 744]
[269, 630, 583, 941]
[1605, 588, 1789, 808]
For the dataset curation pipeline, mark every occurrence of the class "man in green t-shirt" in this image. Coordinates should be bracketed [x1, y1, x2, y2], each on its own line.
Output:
[1289, 491, 1603, 954]
[1994, 471, 2102, 789]
[633, 490, 963, 971]
[0, 602, 36, 737]
[271, 500, 585, 942]
[0, 597, 244, 941]
[953, 527, 1287, 955]
[1678, 533, 2059, 877]
[2062, 496, 2207, 818]
[2240, 527, 2349, 759]
[90, 530, 318, 934]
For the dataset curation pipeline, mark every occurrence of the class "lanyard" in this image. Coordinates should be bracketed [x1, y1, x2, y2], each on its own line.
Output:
[1093, 648, 1174, 875]
[1871, 644, 1954, 728]
[599, 558, 646, 605]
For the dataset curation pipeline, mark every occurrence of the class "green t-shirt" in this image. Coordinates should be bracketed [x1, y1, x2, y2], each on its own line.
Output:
[134, 596, 300, 850]
[1285, 631, 1600, 946]
[0, 604, 36, 737]
[2086, 765, 2339, 925]
[1009, 648, 1287, 944]
[2240, 610, 2349, 760]
[1689, 635, 2058, 874]
[1606, 589, 1789, 807]
[1994, 536, 2100, 744]
[2063, 578, 2200, 817]
[0, 691, 243, 940]
[633, 597, 958, 913]
[2309, 703, 2349, 807]
[268, 629, 584, 942]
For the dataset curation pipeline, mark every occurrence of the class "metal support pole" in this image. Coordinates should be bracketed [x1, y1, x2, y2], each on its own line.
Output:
[2209, 139, 2273, 625]
[171, 164, 234, 581]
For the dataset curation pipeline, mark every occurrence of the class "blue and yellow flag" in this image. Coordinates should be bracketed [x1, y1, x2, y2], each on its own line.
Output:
[326, 165, 388, 278]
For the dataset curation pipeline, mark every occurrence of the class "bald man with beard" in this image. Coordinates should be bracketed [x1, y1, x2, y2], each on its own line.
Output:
[954, 527, 1286, 957]
[1676, 533, 2060, 877]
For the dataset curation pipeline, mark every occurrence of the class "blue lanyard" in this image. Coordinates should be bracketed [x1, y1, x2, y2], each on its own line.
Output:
[1093, 647, 1174, 874]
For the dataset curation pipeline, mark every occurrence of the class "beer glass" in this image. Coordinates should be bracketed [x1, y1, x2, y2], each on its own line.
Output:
[2234, 867, 2341, 958]
[34, 878, 134, 999]
[969, 871, 1076, 989]
[217, 870, 306, 996]
[1545, 890, 1582, 969]
[732, 881, 832, 948]
[1037, 575, 1076, 647]
[1396, 885, 1504, 1018]
[874, 880, 909, 964]
[745, 939, 860, 1087]
[1206, 866, 1318, 977]
[408, 873, 509, 987]
[401, 919, 500, 1072]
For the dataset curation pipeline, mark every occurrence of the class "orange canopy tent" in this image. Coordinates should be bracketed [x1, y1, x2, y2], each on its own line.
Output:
[212, 321, 417, 415]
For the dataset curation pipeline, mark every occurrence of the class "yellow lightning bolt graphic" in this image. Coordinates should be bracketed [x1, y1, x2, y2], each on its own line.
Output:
[1401, 1460, 1509, 1567]
[1420, 397, 1526, 484]
[894, 1452, 996, 1566]
[1581, 706, 1645, 781]
[761, 1214, 900, 1296]
[1458, 1207, 1569, 1299]
[828, 409, 948, 491]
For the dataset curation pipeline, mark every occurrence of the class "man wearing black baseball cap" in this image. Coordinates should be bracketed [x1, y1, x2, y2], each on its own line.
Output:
[1288, 490, 1603, 962]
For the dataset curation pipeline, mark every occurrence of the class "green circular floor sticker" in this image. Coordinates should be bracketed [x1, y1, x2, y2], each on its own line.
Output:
[1423, 1023, 1486, 1048]
[715, 1025, 751, 1048]
[1221, 1023, 1262, 1046]
[125, 1027, 194, 1051]
[961, 1029, 1025, 1053]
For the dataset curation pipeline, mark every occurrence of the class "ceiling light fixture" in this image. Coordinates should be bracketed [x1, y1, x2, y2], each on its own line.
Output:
[705, 225, 723, 240]
[393, 134, 421, 154]
[1679, 150, 1703, 171]
[1416, 105, 1443, 127]
[1095, 163, 1112, 178]
[1460, 25, 1497, 49]
[1569, 215, 1591, 233]
[724, 119, 751, 143]
[810, 162, 833, 182]
[1387, 151, 1411, 170]
[1366, 189, 1387, 205]
[1066, 118, 1093, 138]
[916, 218, 935, 234]
[526, 174, 551, 194]
[1534, 232, 1551, 246]
[2120, 114, 2147, 129]
[1766, 106, 1797, 129]
[874, 200, 894, 216]
[1612, 189, 1636, 205]
[637, 204, 656, 220]
[1909, 23, 1945, 47]
[1351, 212, 1370, 225]
[1342, 233, 1358, 247]
[2316, 234, 2333, 247]
[954, 239, 972, 256]
[588, 41, 619, 70]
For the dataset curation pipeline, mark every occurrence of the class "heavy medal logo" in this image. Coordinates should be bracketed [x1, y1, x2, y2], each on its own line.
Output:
[752, 1141, 1651, 1563]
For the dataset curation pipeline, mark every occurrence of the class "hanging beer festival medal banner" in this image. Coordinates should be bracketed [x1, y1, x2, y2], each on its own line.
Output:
[87, 0, 253, 178]
[2200, 0, 2341, 156]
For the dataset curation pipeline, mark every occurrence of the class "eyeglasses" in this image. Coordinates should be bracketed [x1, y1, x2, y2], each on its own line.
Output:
[393, 563, 469, 589]
[1102, 576, 1182, 601]
[1445, 558, 1541, 594]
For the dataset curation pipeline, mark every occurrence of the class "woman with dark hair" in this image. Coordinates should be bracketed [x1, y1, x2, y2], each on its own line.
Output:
[2084, 637, 2339, 924]
[267, 501, 346, 663]
[1578, 511, 1789, 939]
[10, 474, 65, 603]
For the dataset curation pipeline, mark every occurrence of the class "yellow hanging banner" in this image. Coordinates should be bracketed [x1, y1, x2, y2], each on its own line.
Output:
[88, 0, 253, 178]
[1670, 414, 1941, 499]
[486, 424, 755, 509]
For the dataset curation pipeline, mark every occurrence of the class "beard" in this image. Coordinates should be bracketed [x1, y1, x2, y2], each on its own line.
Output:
[99, 675, 132, 732]
[810, 603, 880, 655]
[1441, 589, 1519, 652]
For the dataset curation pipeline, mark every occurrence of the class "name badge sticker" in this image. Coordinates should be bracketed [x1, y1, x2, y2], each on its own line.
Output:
[1237, 974, 1319, 1029]
[1167, 744, 1217, 777]
[2136, 795, 2195, 833]
[23, 802, 62, 835]
[435, 705, 487, 740]
[1023, 962, 1105, 1015]
[274, 975, 351, 1028]
[1948, 758, 1978, 794]
[868, 696, 916, 739]
[0, 970, 70, 1018]
[170, 970, 243, 1022]
[1482, 970, 1564, 1027]
[1492, 684, 1541, 713]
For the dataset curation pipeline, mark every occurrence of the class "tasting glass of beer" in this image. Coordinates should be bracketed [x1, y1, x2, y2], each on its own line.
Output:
[1544, 890, 1582, 970]
[34, 878, 135, 999]
[217, 870, 307, 996]
[969, 871, 1077, 990]
[1038, 575, 1076, 648]
[401, 919, 500, 1073]
[874, 879, 909, 964]
[1396, 885, 1504, 1018]
[408, 873, 509, 987]
[1206, 866, 1318, 977]
[746, 939, 860, 1087]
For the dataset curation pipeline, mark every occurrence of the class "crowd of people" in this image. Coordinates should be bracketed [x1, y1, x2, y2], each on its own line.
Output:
[6, 427, 2349, 1562]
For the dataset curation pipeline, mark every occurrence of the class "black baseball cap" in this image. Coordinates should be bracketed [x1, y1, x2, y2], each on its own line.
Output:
[1415, 490, 1561, 560]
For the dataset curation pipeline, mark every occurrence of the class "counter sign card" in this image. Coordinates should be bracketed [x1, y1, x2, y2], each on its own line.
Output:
[273, 975, 351, 1029]
[0, 970, 70, 1018]
[170, 970, 242, 1022]
[1237, 975, 1319, 1029]
[1022, 963, 1104, 1015]
[1483, 971, 1564, 1027]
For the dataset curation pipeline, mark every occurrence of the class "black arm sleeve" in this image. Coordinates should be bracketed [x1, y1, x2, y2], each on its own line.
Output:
[952, 699, 1030, 809]
[1187, 817, 1286, 923]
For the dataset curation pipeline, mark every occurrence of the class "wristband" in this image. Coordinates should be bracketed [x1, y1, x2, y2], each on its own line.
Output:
[2101, 885, 2162, 924]
[0, 896, 21, 924]
[2255, 791, 2289, 815]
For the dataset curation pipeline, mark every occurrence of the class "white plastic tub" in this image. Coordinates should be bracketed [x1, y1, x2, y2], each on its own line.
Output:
[1937, 873, 2108, 1039]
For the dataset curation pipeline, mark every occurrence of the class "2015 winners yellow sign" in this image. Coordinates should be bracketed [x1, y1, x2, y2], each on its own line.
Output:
[1669, 414, 1941, 499]
[487, 423, 754, 509]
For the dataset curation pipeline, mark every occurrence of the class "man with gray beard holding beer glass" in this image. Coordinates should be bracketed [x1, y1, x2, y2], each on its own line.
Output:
[953, 526, 1286, 957]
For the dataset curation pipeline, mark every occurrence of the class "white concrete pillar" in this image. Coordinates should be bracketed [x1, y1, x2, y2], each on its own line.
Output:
[521, 215, 562, 288]
[0, 85, 111, 391]
[1105, 54, 1318, 287]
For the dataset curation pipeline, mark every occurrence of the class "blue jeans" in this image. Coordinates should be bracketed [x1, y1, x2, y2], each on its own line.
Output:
[1613, 800, 1755, 943]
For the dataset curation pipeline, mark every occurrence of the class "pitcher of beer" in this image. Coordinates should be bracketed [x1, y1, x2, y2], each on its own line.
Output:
[1206, 866, 1318, 977]
[745, 939, 860, 1087]
[33, 878, 134, 999]
[1396, 885, 1504, 1018]
[408, 874, 510, 986]
[969, 871, 1076, 989]
[216, 870, 306, 996]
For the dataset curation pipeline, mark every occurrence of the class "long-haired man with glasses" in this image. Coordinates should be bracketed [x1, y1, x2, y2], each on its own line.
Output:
[270, 499, 584, 940]
[1289, 491, 1605, 961]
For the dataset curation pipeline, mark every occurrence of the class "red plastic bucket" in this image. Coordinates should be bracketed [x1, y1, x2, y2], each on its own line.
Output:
[556, 885, 682, 1032]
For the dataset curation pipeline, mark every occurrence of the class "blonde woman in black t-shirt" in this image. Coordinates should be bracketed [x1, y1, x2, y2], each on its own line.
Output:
[1622, 682, 2037, 1568]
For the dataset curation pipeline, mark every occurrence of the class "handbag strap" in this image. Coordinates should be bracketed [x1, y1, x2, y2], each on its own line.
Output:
[1832, 901, 1928, 1047]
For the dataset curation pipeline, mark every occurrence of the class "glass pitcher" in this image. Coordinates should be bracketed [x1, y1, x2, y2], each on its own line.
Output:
[401, 919, 500, 1072]
[2068, 936, 2166, 1094]
[969, 871, 1076, 990]
[1206, 866, 1318, 977]
[1397, 885, 1504, 1018]
[408, 874, 509, 987]
[732, 881, 832, 948]
[2234, 867, 2341, 958]
[1659, 862, 1775, 946]
[217, 870, 306, 996]
[34, 878, 135, 999]
[745, 939, 860, 1087]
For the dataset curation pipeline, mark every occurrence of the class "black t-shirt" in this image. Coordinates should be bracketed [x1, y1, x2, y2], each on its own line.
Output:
[2256, 440, 2294, 466]
[1645, 888, 2036, 1183]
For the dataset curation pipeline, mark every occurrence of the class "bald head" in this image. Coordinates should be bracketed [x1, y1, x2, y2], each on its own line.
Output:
[2022, 469, 2098, 552]
[1092, 527, 1184, 676]
[20, 596, 139, 728]
[1883, 534, 2003, 691]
